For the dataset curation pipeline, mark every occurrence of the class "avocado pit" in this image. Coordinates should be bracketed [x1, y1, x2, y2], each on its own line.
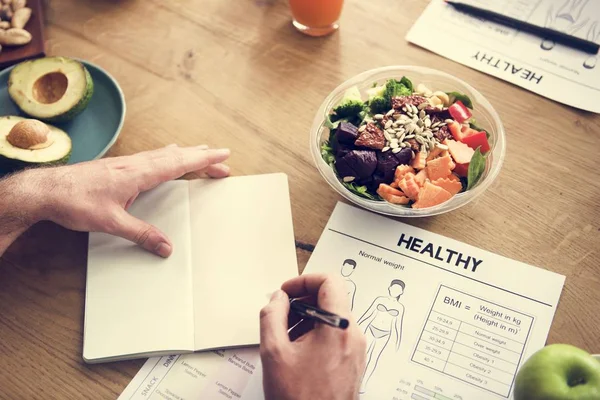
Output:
[7, 119, 54, 150]
[32, 71, 68, 104]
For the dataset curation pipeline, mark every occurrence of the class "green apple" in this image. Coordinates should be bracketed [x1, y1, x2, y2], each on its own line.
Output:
[514, 344, 600, 400]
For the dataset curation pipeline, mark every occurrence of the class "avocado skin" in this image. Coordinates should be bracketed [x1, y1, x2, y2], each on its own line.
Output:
[8, 60, 94, 123]
[0, 152, 71, 173]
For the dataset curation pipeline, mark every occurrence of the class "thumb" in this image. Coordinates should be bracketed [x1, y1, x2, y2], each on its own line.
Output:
[109, 209, 173, 257]
[260, 290, 290, 354]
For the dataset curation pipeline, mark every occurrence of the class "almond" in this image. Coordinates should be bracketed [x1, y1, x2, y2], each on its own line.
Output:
[0, 27, 31, 45]
[11, 6, 30, 29]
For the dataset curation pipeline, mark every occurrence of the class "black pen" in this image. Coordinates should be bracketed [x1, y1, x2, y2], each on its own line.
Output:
[289, 299, 349, 330]
[445, 0, 600, 55]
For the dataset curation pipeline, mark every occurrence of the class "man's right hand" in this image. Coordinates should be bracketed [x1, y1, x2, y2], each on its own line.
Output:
[259, 274, 366, 400]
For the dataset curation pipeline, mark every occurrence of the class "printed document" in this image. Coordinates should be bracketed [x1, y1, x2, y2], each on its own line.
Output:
[407, 0, 600, 113]
[121, 202, 565, 399]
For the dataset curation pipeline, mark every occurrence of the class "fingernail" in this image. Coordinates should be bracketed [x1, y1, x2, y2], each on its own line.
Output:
[155, 242, 172, 258]
[270, 289, 284, 301]
[213, 148, 230, 157]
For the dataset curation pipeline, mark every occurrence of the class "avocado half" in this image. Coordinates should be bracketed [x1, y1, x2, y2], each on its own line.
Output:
[0, 116, 72, 171]
[8, 57, 94, 123]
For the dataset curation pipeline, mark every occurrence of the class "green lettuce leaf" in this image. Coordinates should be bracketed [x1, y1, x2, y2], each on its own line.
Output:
[467, 148, 486, 190]
[447, 91, 473, 109]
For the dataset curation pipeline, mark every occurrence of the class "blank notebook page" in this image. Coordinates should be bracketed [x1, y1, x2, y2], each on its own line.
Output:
[189, 173, 298, 350]
[85, 181, 195, 362]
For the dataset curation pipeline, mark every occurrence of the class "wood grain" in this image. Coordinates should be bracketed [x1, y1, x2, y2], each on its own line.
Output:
[0, 0, 599, 398]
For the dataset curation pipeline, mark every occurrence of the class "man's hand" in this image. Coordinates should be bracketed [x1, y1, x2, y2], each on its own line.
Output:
[0, 145, 230, 257]
[260, 274, 366, 400]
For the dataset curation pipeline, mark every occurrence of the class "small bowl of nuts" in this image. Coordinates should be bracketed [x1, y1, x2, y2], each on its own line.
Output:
[309, 66, 506, 217]
[0, 0, 44, 68]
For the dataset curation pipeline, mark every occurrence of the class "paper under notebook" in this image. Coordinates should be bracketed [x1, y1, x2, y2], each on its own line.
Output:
[84, 173, 298, 363]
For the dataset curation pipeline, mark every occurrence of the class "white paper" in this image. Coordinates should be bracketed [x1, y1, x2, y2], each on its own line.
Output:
[406, 0, 600, 113]
[84, 174, 298, 363]
[121, 202, 565, 399]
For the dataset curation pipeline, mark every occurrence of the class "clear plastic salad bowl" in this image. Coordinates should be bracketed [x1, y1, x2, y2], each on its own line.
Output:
[310, 66, 506, 218]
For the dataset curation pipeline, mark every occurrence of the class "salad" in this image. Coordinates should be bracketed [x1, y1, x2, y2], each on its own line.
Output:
[321, 77, 491, 209]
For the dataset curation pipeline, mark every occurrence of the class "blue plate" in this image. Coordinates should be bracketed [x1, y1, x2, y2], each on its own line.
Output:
[0, 59, 126, 172]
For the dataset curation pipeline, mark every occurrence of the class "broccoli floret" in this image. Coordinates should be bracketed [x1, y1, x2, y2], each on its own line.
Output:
[368, 79, 412, 114]
[399, 76, 414, 93]
[333, 86, 364, 119]
[369, 96, 390, 115]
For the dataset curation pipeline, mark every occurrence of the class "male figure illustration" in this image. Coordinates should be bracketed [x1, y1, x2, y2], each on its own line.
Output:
[340, 259, 357, 310]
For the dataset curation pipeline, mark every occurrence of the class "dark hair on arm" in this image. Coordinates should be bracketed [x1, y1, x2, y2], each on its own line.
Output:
[342, 259, 357, 268]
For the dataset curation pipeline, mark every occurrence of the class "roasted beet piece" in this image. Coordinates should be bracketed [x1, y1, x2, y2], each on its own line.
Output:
[331, 134, 353, 157]
[342, 150, 377, 178]
[392, 95, 428, 109]
[335, 153, 358, 178]
[393, 147, 413, 165]
[368, 171, 388, 192]
[337, 122, 360, 144]
[355, 123, 385, 150]
[376, 151, 401, 182]
[426, 107, 452, 121]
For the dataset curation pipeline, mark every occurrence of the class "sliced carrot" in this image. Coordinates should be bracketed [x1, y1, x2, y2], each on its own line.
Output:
[448, 174, 460, 183]
[414, 168, 429, 187]
[412, 182, 453, 209]
[431, 177, 462, 196]
[377, 183, 404, 197]
[380, 192, 410, 205]
[398, 173, 420, 201]
[443, 139, 475, 165]
[411, 152, 427, 170]
[394, 165, 415, 182]
[426, 155, 454, 181]
[426, 147, 443, 161]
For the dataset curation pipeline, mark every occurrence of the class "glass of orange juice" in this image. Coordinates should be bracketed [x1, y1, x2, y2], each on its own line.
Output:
[288, 0, 345, 37]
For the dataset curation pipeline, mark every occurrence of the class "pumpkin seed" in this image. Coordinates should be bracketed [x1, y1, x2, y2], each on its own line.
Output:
[343, 176, 355, 182]
[374, 114, 384, 120]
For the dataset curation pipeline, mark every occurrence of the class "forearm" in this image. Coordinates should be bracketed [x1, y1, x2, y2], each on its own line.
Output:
[0, 170, 48, 257]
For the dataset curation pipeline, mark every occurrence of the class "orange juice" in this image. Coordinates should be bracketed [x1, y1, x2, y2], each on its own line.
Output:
[288, 0, 344, 36]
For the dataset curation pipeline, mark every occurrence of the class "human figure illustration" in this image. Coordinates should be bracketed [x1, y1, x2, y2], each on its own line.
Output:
[340, 259, 357, 310]
[357, 279, 406, 393]
[540, 0, 591, 50]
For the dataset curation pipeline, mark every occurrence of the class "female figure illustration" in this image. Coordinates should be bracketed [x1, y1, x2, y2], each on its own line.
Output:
[357, 279, 405, 393]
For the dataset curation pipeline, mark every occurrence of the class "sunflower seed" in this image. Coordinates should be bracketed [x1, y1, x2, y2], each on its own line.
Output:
[425, 119, 432, 128]
[400, 114, 410, 121]
[404, 134, 415, 139]
[431, 122, 440, 128]
[386, 109, 395, 117]
[402, 106, 408, 112]
[406, 124, 415, 134]
[412, 115, 419, 122]
[400, 142, 408, 148]
[406, 112, 414, 118]
[374, 114, 384, 120]
[412, 105, 419, 114]
[386, 129, 396, 135]
[382, 146, 390, 152]
[384, 132, 392, 141]
[390, 142, 399, 149]
[419, 110, 426, 119]
[393, 121, 401, 128]
[392, 147, 402, 154]
[445, 119, 454, 124]
[384, 120, 393, 129]
[415, 126, 423, 134]
[432, 127, 439, 132]
[417, 119, 424, 128]
[343, 176, 355, 182]
[415, 136, 425, 145]
[418, 102, 428, 110]
[397, 133, 405, 142]
[358, 125, 366, 132]
[436, 143, 449, 150]
[393, 113, 401, 120]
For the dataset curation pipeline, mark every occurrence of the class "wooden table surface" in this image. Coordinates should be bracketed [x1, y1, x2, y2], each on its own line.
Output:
[1, 0, 599, 398]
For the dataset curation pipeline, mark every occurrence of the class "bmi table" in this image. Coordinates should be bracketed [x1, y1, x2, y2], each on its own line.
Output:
[0, 0, 599, 398]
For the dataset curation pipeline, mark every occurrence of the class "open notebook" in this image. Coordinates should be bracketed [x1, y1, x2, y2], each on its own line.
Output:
[84, 173, 298, 363]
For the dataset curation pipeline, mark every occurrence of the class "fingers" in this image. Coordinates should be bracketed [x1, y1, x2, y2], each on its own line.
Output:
[108, 209, 173, 257]
[260, 290, 291, 355]
[202, 163, 230, 178]
[135, 146, 231, 192]
[282, 274, 350, 315]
